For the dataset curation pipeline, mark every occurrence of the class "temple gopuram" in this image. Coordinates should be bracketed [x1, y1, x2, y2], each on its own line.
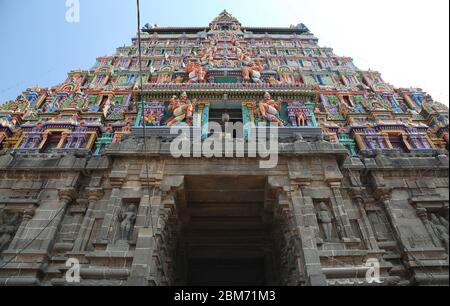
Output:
[0, 11, 448, 286]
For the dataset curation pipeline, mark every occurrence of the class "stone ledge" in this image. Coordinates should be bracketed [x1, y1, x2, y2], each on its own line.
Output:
[0, 276, 41, 286]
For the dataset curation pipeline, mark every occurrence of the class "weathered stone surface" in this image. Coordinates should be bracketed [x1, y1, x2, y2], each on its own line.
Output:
[1, 137, 446, 286]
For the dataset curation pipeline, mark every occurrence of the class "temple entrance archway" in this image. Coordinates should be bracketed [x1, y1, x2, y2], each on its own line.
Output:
[172, 176, 287, 286]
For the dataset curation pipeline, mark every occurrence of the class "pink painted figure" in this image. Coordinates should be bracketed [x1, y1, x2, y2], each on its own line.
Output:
[256, 92, 285, 126]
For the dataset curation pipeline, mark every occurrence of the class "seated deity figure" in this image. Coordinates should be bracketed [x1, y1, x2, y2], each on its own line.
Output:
[186, 60, 207, 83]
[166, 92, 196, 126]
[256, 92, 285, 126]
[144, 110, 158, 126]
[118, 205, 137, 241]
[242, 59, 264, 83]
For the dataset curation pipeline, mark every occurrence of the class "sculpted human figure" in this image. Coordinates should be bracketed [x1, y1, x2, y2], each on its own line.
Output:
[295, 110, 308, 127]
[242, 59, 263, 83]
[317, 203, 334, 241]
[257, 92, 285, 126]
[118, 205, 137, 241]
[167, 92, 196, 126]
[186, 60, 207, 83]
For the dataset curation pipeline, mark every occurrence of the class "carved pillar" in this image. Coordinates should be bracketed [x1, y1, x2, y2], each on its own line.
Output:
[128, 175, 181, 286]
[269, 175, 327, 286]
[349, 189, 379, 250]
[375, 190, 407, 251]
[4, 209, 34, 251]
[289, 181, 327, 286]
[329, 182, 354, 239]
[72, 188, 104, 252]
[40, 188, 76, 252]
[97, 178, 125, 245]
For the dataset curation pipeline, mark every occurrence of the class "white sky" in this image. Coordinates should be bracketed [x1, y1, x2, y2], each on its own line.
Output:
[232, 0, 449, 105]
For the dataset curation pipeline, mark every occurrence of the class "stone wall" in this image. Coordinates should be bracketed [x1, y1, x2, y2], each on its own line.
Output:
[0, 137, 448, 286]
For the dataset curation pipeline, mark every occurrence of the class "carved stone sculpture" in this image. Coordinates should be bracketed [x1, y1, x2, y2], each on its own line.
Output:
[118, 205, 137, 241]
[166, 92, 196, 126]
[186, 60, 207, 83]
[317, 202, 334, 241]
[416, 206, 441, 248]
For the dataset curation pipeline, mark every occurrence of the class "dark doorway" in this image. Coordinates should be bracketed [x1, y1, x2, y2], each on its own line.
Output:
[174, 176, 279, 286]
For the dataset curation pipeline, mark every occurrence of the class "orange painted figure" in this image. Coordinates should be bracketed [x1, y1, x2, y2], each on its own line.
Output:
[186, 61, 207, 83]
[295, 110, 307, 127]
[166, 92, 196, 126]
[242, 59, 263, 83]
[257, 92, 285, 126]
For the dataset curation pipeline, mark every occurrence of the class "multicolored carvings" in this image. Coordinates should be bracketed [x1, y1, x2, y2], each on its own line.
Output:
[0, 10, 448, 155]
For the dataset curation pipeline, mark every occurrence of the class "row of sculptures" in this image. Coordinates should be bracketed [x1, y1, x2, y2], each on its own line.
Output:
[180, 40, 266, 84]
[2, 202, 448, 254]
[142, 91, 312, 128]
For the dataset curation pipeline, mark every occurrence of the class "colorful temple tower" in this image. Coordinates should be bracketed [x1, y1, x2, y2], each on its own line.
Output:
[0, 11, 448, 286]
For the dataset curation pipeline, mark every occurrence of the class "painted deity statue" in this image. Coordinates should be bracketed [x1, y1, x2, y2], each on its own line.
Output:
[234, 41, 263, 83]
[186, 60, 207, 83]
[166, 92, 196, 126]
[256, 92, 285, 126]
[295, 110, 308, 127]
[242, 59, 264, 83]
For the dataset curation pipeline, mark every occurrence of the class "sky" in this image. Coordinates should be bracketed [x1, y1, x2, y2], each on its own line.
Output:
[0, 0, 449, 105]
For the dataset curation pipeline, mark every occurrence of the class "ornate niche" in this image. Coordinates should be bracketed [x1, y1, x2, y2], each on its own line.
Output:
[314, 200, 340, 244]
[278, 66, 295, 84]
[110, 200, 139, 251]
[141, 102, 167, 127]
[414, 204, 449, 253]
[286, 101, 317, 127]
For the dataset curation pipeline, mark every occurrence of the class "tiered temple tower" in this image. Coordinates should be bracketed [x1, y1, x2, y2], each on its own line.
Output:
[0, 11, 448, 286]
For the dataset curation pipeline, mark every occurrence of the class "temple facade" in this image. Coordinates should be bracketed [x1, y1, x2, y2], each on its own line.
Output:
[0, 11, 448, 286]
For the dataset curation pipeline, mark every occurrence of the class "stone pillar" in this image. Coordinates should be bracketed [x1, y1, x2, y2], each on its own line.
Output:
[127, 185, 166, 286]
[8, 209, 35, 250]
[290, 183, 327, 286]
[350, 189, 379, 250]
[72, 188, 104, 252]
[40, 189, 76, 251]
[128, 174, 181, 286]
[97, 179, 125, 245]
[376, 191, 405, 248]
[329, 182, 354, 239]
